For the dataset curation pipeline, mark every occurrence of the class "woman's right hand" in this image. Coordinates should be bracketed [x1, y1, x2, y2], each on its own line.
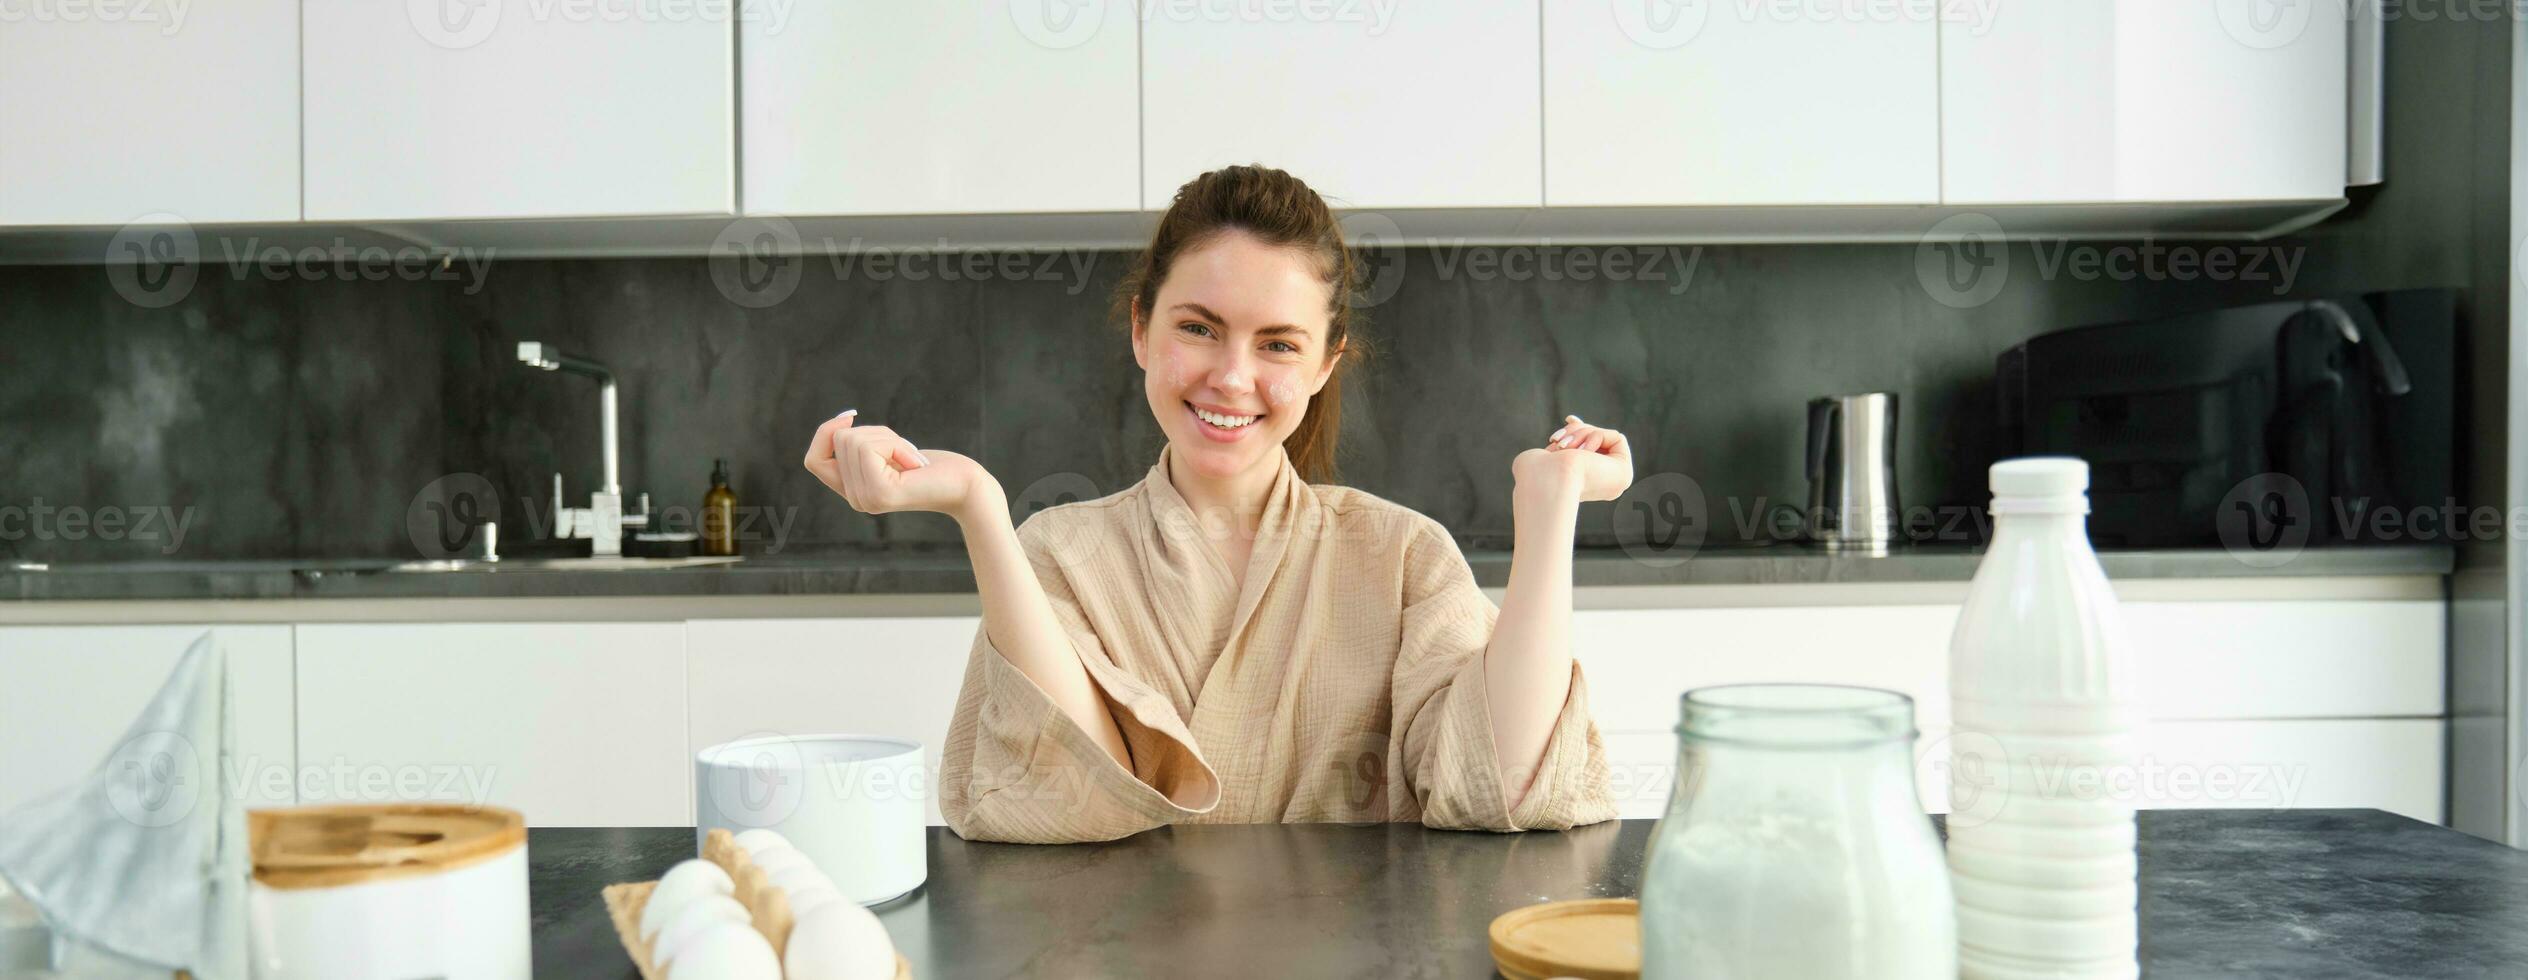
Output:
[804, 411, 1004, 523]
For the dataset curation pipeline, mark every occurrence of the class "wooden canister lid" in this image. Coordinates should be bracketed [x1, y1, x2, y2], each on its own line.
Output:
[249, 803, 526, 890]
[1488, 898, 1641, 980]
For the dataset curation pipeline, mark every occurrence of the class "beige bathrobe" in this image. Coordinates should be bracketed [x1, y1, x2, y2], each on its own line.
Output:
[940, 446, 1618, 844]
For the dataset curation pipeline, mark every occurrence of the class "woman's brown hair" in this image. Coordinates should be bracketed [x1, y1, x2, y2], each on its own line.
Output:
[1116, 164, 1362, 483]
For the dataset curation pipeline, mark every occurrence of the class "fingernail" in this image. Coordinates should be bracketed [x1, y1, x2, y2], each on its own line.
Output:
[1567, 414, 1585, 425]
[1549, 427, 1568, 441]
[918, 452, 933, 466]
[837, 408, 858, 419]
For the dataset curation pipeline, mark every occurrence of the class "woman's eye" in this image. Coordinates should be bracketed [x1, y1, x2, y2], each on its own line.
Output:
[1177, 321, 1213, 338]
[1264, 341, 1299, 354]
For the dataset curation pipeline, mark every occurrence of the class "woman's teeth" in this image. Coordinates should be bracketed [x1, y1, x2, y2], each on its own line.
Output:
[1193, 406, 1260, 429]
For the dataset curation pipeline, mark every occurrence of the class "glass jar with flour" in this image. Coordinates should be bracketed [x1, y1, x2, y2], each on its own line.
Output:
[1639, 684, 1955, 979]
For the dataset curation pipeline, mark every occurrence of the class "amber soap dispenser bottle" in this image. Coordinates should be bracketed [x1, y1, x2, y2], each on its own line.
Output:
[702, 459, 738, 556]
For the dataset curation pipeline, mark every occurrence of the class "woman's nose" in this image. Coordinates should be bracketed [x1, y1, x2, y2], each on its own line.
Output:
[1209, 360, 1255, 396]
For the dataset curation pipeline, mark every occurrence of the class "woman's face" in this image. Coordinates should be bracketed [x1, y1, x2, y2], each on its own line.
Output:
[1133, 230, 1342, 484]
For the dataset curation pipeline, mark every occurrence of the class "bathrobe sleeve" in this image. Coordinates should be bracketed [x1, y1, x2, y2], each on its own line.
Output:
[1388, 517, 1617, 832]
[939, 513, 1221, 844]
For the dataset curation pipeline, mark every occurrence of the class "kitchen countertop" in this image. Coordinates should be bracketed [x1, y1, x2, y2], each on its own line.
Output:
[0, 543, 2454, 603]
[527, 809, 2524, 979]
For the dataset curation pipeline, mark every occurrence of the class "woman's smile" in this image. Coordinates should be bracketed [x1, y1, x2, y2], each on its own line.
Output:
[1188, 400, 1264, 440]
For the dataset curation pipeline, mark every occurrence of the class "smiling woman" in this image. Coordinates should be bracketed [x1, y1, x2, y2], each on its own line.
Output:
[803, 165, 1632, 844]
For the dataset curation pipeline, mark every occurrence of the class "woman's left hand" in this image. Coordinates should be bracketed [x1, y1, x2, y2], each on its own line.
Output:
[1513, 414, 1635, 504]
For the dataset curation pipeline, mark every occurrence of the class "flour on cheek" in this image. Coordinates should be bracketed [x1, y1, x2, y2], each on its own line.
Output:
[1265, 378, 1300, 408]
[1162, 349, 1189, 390]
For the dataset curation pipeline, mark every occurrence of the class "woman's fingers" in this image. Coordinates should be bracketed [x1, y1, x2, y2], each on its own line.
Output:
[1597, 426, 1631, 461]
[803, 410, 863, 500]
[1551, 413, 1622, 450]
[809, 410, 982, 517]
[804, 409, 857, 469]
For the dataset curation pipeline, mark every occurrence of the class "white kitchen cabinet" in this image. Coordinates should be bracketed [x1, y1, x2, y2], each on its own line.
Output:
[293, 623, 689, 826]
[1941, 3, 2347, 204]
[743, 2, 1138, 215]
[0, 626, 297, 813]
[1542, 0, 1939, 206]
[300, 0, 733, 221]
[0, 2, 299, 225]
[1576, 598, 2447, 822]
[686, 618, 978, 826]
[1141, 0, 1541, 209]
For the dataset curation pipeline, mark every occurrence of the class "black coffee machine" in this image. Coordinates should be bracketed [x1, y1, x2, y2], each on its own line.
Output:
[1994, 290, 2455, 549]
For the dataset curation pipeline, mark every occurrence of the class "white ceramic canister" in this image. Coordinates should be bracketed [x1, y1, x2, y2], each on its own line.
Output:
[695, 734, 928, 906]
[247, 804, 530, 980]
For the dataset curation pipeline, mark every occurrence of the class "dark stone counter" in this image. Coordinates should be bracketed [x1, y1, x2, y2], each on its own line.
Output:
[524, 809, 2527, 979]
[0, 544, 2453, 603]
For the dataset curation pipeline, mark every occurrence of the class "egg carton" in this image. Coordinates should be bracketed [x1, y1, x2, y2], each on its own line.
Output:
[602, 828, 911, 980]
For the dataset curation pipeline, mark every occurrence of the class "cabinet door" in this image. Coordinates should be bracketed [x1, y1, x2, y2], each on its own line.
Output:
[301, 0, 733, 221]
[1941, 3, 2346, 204]
[0, 2, 298, 224]
[1543, 0, 1938, 206]
[686, 618, 977, 826]
[294, 623, 689, 826]
[1575, 597, 2446, 821]
[1141, 0, 1541, 209]
[743, 2, 1137, 215]
[0, 626, 297, 813]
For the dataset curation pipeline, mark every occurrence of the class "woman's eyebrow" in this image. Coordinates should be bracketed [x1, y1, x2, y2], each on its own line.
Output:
[1169, 303, 1314, 340]
[1169, 302, 1226, 325]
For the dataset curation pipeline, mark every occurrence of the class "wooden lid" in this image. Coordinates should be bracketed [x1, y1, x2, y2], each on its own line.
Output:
[1489, 898, 1641, 980]
[249, 804, 526, 890]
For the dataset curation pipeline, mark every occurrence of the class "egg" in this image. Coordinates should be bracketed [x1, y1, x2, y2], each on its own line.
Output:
[732, 828, 794, 858]
[650, 896, 753, 968]
[784, 882, 844, 920]
[782, 902, 898, 980]
[663, 921, 782, 980]
[640, 860, 737, 940]
[769, 862, 836, 899]
[746, 845, 813, 879]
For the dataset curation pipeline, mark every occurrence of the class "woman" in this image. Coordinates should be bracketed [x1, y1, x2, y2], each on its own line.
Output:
[804, 165, 1629, 844]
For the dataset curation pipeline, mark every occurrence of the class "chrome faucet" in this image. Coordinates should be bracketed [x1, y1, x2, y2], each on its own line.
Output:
[516, 342, 647, 556]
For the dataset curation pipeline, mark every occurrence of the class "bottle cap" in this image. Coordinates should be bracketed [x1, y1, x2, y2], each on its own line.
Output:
[1990, 457, 2088, 498]
[712, 458, 730, 485]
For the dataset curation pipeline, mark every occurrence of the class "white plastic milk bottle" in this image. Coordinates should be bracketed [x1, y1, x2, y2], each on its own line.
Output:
[1946, 457, 2141, 980]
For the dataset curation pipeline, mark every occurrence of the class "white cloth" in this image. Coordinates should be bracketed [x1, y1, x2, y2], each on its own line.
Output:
[0, 632, 251, 979]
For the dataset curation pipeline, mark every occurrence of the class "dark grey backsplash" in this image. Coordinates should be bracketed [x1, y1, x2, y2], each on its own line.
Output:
[0, 217, 2479, 563]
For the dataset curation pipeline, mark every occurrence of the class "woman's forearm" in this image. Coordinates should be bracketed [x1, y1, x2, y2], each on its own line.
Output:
[1484, 481, 1581, 808]
[955, 490, 1133, 769]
